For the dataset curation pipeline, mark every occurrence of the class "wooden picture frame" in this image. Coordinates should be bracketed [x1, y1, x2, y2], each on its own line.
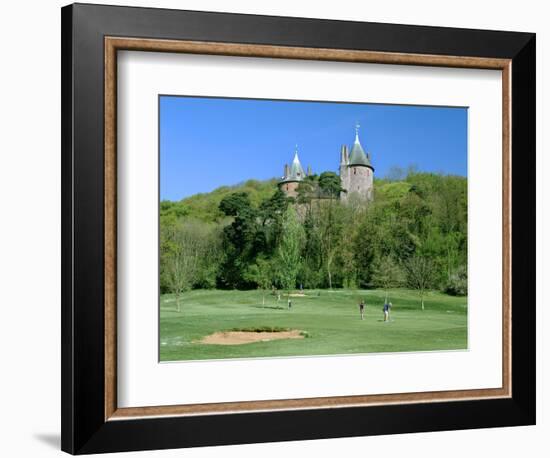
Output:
[61, 3, 535, 454]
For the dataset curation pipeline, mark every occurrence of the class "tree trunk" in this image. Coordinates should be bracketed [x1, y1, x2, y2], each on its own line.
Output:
[175, 293, 181, 313]
[262, 292, 265, 306]
[327, 268, 332, 290]
[385, 289, 389, 302]
[447, 245, 451, 280]
[421, 293, 425, 311]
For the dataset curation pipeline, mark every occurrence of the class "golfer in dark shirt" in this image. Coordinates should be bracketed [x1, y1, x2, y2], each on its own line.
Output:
[383, 302, 392, 322]
[359, 300, 365, 320]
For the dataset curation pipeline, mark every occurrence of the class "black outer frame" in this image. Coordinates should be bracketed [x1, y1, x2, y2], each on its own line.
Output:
[61, 3, 536, 454]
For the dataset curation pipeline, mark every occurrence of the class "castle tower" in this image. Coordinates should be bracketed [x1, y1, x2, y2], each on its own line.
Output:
[278, 145, 306, 198]
[339, 144, 350, 196]
[340, 123, 374, 202]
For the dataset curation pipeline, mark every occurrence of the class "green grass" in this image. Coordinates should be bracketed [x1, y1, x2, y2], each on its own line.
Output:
[160, 289, 467, 361]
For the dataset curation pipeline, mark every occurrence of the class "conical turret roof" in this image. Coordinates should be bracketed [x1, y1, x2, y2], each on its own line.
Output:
[348, 129, 372, 168]
[280, 147, 305, 183]
[289, 151, 305, 178]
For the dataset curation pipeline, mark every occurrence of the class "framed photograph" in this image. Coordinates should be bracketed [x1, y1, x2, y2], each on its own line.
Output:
[61, 3, 536, 454]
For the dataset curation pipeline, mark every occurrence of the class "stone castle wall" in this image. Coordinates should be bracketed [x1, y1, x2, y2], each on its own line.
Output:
[339, 163, 350, 200]
[280, 181, 300, 198]
[347, 166, 373, 200]
[340, 166, 373, 201]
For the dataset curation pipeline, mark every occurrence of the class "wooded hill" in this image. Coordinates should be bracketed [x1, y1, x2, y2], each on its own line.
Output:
[160, 172, 467, 307]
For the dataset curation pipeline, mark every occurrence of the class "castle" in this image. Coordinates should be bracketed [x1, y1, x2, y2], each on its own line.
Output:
[278, 124, 374, 202]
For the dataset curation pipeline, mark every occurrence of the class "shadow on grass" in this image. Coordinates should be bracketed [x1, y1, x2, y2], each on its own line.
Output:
[250, 305, 288, 311]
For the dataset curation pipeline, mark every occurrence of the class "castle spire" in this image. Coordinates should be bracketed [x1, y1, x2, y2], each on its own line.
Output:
[280, 144, 305, 181]
[348, 122, 373, 169]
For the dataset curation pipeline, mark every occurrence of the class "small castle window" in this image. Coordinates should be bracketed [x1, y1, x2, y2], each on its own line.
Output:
[353, 169, 356, 175]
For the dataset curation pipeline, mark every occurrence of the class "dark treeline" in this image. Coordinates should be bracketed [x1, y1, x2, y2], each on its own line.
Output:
[160, 171, 467, 310]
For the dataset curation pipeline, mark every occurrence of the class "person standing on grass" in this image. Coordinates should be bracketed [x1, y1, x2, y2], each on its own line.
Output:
[288, 298, 292, 310]
[383, 301, 392, 322]
[359, 299, 365, 320]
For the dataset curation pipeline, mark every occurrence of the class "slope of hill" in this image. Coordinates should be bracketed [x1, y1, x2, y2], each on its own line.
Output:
[160, 174, 463, 223]
[161, 178, 280, 222]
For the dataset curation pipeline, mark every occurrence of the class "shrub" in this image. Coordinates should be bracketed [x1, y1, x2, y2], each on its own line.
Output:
[444, 265, 468, 296]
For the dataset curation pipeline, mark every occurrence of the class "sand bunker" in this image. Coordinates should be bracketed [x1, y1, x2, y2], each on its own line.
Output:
[198, 330, 305, 345]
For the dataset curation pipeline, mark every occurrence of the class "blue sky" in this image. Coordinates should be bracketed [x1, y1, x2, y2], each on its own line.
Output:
[160, 96, 467, 201]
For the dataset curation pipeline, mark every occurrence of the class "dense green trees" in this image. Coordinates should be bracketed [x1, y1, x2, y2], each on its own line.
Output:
[371, 256, 405, 302]
[276, 206, 305, 297]
[160, 171, 468, 300]
[160, 219, 221, 310]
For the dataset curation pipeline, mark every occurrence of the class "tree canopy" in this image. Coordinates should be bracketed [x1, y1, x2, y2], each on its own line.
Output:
[160, 171, 467, 298]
